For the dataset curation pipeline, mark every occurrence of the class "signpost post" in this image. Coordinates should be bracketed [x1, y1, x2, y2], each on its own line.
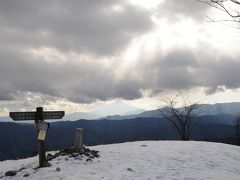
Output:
[9, 107, 65, 167]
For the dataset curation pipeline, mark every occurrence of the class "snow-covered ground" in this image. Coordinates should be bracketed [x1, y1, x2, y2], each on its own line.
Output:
[0, 141, 240, 180]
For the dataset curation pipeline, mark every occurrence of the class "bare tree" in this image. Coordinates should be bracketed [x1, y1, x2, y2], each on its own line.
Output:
[198, 0, 240, 27]
[160, 97, 201, 141]
[235, 116, 240, 145]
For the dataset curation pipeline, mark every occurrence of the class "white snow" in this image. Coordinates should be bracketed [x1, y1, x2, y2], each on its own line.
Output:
[0, 141, 240, 180]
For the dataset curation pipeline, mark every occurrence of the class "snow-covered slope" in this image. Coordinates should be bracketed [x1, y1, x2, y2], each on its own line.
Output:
[0, 141, 240, 180]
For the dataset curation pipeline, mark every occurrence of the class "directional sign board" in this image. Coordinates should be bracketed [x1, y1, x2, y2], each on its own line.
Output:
[9, 111, 64, 121]
[43, 111, 65, 119]
[9, 112, 36, 120]
[9, 107, 65, 168]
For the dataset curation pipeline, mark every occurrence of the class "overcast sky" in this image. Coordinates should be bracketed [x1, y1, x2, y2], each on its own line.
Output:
[1, 0, 240, 116]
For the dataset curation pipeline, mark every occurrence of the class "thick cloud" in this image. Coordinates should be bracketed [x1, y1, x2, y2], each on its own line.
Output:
[0, 0, 154, 102]
[1, 35, 240, 103]
[124, 49, 240, 96]
[0, 44, 144, 102]
[0, 0, 240, 106]
[0, 0, 153, 55]
[157, 0, 208, 21]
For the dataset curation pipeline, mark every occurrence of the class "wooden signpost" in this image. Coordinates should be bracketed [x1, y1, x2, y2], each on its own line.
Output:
[9, 107, 65, 167]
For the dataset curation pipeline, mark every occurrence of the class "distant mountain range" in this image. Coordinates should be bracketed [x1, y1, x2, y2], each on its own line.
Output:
[0, 100, 145, 122]
[58, 102, 240, 121]
[99, 102, 240, 120]
[1, 102, 240, 122]
[199, 102, 240, 116]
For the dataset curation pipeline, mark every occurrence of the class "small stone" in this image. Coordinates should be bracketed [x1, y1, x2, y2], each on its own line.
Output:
[46, 153, 54, 161]
[60, 152, 67, 156]
[84, 152, 90, 156]
[126, 168, 134, 172]
[89, 155, 95, 159]
[92, 152, 100, 158]
[5, 171, 17, 176]
[86, 158, 93, 162]
[47, 153, 53, 157]
[46, 156, 54, 161]
[44, 162, 52, 167]
[23, 174, 30, 177]
[56, 167, 61, 172]
[79, 151, 83, 155]
[92, 150, 99, 154]
[71, 152, 79, 157]
[74, 156, 82, 160]
[85, 148, 91, 153]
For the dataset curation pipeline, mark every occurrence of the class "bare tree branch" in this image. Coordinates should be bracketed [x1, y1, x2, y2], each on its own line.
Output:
[198, 0, 240, 27]
[159, 97, 201, 141]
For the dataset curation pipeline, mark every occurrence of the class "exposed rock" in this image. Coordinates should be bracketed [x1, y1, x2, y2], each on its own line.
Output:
[70, 152, 79, 157]
[89, 155, 95, 159]
[47, 153, 54, 157]
[83, 147, 91, 153]
[56, 167, 61, 172]
[84, 152, 90, 157]
[126, 168, 134, 172]
[79, 148, 84, 155]
[46, 152, 60, 161]
[91, 150, 100, 158]
[23, 174, 30, 177]
[5, 171, 17, 176]
[44, 162, 52, 167]
[46, 146, 100, 163]
[46, 153, 54, 161]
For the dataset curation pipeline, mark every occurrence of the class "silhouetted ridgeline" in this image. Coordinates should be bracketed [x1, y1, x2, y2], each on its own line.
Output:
[0, 114, 238, 161]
